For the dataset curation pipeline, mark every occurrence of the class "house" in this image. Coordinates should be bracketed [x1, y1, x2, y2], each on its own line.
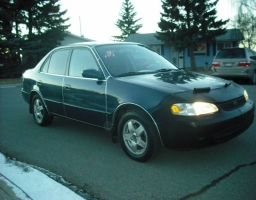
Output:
[125, 29, 244, 69]
[61, 32, 94, 46]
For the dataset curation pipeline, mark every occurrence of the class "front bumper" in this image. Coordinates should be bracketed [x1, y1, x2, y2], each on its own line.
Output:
[160, 99, 255, 149]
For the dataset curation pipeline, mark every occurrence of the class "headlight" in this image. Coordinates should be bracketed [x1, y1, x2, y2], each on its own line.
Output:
[171, 102, 219, 116]
[244, 90, 249, 101]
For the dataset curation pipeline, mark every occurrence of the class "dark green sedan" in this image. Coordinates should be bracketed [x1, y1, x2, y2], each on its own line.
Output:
[21, 42, 255, 162]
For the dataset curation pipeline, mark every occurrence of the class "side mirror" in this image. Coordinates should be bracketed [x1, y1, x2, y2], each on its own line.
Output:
[82, 69, 104, 80]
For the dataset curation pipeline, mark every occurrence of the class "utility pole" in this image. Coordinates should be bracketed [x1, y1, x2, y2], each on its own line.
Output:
[79, 16, 83, 37]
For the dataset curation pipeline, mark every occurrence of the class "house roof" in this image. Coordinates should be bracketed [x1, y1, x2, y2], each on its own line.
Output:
[125, 33, 163, 45]
[125, 29, 244, 45]
[216, 29, 244, 41]
[65, 32, 94, 42]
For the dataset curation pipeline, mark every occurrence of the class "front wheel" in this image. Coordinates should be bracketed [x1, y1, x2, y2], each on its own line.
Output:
[118, 111, 161, 162]
[32, 94, 53, 126]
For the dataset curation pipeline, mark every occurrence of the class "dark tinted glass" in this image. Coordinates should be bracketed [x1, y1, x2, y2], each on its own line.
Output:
[48, 49, 70, 75]
[216, 48, 245, 59]
[69, 48, 99, 77]
[96, 44, 177, 77]
[40, 58, 50, 73]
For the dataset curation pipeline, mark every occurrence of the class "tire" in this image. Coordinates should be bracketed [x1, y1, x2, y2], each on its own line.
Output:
[118, 110, 161, 162]
[250, 71, 256, 85]
[32, 94, 53, 126]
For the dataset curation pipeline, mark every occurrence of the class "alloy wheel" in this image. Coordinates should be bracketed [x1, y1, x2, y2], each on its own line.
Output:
[122, 119, 148, 155]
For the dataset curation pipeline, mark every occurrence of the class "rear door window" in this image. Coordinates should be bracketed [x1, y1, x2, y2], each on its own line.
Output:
[48, 49, 70, 75]
[40, 58, 50, 73]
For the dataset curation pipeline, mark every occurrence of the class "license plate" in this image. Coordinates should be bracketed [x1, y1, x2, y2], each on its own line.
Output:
[224, 63, 233, 67]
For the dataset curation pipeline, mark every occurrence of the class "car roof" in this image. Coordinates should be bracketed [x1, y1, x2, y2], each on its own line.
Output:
[58, 41, 139, 49]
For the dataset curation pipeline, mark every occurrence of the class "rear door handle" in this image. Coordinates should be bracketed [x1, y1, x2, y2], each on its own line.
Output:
[64, 84, 71, 90]
[37, 80, 42, 86]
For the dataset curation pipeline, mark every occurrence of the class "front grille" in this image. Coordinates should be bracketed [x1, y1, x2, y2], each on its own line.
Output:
[213, 110, 254, 141]
[219, 96, 246, 111]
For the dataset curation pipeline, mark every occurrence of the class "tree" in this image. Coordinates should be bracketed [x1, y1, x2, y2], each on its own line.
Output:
[0, 0, 24, 77]
[231, 0, 256, 49]
[0, 0, 69, 77]
[113, 0, 142, 41]
[157, 0, 228, 71]
[19, 0, 70, 62]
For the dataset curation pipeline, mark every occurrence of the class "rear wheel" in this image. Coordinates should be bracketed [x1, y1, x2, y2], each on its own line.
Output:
[32, 94, 53, 126]
[118, 110, 161, 162]
[250, 71, 256, 85]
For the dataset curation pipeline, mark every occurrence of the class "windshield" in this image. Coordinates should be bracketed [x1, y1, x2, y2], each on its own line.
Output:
[95, 44, 178, 77]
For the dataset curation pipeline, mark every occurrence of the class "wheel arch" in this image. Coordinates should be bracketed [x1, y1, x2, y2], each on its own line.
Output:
[29, 91, 50, 116]
[112, 103, 164, 146]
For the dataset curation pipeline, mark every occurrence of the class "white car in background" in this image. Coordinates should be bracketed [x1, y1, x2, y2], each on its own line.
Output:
[211, 47, 256, 84]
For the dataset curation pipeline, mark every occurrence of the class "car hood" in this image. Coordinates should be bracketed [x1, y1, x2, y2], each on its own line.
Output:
[119, 70, 231, 93]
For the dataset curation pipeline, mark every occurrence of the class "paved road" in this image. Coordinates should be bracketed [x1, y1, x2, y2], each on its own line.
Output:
[0, 84, 255, 200]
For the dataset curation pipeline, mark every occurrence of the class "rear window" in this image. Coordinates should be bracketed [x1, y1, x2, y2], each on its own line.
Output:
[216, 48, 246, 59]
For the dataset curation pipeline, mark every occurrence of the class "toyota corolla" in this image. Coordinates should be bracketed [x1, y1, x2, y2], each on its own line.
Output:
[21, 42, 255, 162]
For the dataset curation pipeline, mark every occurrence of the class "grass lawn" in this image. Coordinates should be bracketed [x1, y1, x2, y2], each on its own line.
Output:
[0, 78, 22, 85]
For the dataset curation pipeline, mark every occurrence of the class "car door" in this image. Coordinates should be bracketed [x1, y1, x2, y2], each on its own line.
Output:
[38, 48, 70, 116]
[63, 47, 107, 127]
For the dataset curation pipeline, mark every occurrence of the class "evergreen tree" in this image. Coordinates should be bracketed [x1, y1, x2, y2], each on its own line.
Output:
[157, 0, 228, 71]
[0, 0, 24, 77]
[0, 0, 69, 77]
[113, 0, 142, 41]
[19, 0, 70, 63]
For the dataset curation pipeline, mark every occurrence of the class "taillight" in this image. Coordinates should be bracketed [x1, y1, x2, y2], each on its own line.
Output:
[238, 62, 250, 67]
[212, 62, 220, 67]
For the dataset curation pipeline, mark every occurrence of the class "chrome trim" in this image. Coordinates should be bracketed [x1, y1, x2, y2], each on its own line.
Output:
[61, 76, 66, 116]
[63, 103, 106, 113]
[39, 72, 66, 77]
[63, 76, 107, 81]
[43, 98, 63, 104]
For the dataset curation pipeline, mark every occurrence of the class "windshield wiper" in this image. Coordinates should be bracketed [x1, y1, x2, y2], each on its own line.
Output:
[155, 68, 178, 73]
[117, 71, 147, 77]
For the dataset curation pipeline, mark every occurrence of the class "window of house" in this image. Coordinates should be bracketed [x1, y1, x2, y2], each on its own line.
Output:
[194, 43, 206, 55]
[48, 49, 70, 75]
[216, 42, 232, 51]
[69, 48, 99, 77]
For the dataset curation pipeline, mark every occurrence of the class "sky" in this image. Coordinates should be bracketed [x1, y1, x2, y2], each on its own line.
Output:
[60, 0, 237, 41]
[0, 153, 85, 200]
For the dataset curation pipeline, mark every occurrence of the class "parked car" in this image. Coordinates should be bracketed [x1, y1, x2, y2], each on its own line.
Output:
[211, 47, 256, 84]
[21, 42, 255, 162]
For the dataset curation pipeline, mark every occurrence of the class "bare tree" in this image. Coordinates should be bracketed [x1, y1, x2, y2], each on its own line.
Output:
[231, 0, 256, 49]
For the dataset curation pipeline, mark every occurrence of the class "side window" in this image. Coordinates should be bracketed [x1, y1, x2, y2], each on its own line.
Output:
[69, 48, 99, 77]
[48, 49, 70, 75]
[40, 58, 50, 73]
